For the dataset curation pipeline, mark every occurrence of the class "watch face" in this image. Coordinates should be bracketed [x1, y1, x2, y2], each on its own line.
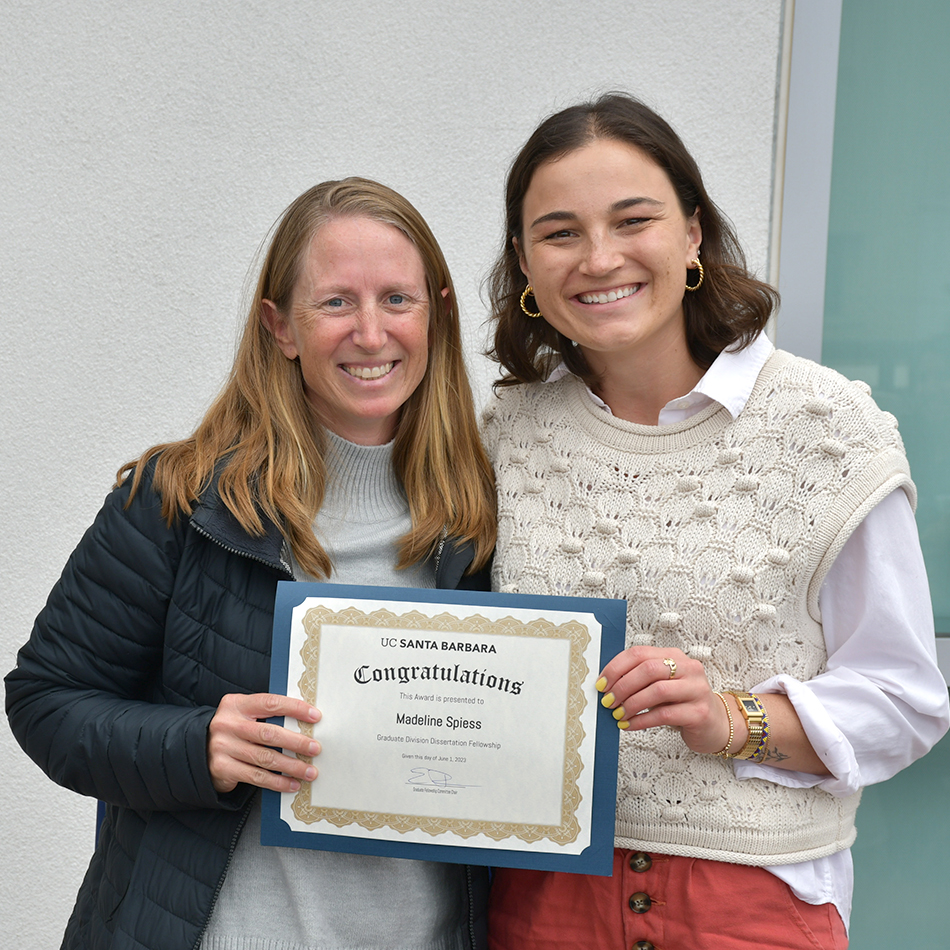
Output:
[740, 699, 759, 715]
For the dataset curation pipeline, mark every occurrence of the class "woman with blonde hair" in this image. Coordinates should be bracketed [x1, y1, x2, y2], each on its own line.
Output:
[7, 177, 495, 950]
[482, 93, 947, 949]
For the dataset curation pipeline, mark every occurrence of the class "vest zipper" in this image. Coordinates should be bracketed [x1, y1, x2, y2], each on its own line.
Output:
[434, 529, 448, 585]
[189, 520, 294, 578]
[464, 864, 477, 950]
[190, 795, 256, 950]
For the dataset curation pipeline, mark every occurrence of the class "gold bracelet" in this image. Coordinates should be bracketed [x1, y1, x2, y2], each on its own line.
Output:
[713, 691, 736, 757]
[725, 691, 770, 761]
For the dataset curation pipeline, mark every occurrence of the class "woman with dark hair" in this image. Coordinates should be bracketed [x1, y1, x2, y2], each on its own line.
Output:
[6, 177, 495, 950]
[483, 94, 947, 948]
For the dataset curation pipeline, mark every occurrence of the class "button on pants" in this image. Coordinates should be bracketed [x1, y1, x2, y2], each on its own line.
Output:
[488, 850, 847, 949]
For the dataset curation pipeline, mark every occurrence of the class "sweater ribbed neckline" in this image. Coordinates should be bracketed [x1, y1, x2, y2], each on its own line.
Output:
[322, 429, 407, 524]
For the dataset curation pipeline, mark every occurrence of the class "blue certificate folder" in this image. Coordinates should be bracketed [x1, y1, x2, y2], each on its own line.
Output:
[262, 582, 625, 875]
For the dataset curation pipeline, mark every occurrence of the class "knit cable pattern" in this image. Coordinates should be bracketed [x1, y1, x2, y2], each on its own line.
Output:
[483, 350, 913, 865]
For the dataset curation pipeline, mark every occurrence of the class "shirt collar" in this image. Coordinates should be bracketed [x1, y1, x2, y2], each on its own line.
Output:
[544, 332, 775, 421]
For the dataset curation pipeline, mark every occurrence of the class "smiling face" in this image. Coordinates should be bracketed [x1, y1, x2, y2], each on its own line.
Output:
[261, 215, 432, 445]
[517, 138, 702, 377]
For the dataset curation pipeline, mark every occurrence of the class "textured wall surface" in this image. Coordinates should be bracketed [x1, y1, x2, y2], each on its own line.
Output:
[0, 1, 783, 944]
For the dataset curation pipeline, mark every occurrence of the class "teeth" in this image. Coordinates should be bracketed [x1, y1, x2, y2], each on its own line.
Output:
[343, 362, 394, 379]
[579, 284, 640, 305]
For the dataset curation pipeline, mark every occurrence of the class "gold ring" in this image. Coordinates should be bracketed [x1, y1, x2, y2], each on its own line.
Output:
[663, 658, 677, 679]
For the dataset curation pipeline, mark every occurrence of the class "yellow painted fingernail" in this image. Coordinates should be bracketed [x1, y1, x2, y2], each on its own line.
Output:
[617, 720, 630, 730]
[595, 676, 607, 692]
[601, 692, 615, 708]
[612, 706, 626, 720]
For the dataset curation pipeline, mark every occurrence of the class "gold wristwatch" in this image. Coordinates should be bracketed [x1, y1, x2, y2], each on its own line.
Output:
[725, 691, 768, 761]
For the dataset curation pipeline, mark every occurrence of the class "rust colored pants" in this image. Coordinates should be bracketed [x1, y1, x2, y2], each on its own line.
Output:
[489, 850, 847, 950]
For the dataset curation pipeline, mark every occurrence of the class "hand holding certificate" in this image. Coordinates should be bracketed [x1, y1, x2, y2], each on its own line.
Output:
[263, 583, 625, 874]
[207, 692, 321, 794]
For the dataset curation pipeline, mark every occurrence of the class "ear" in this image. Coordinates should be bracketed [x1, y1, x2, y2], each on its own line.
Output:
[260, 299, 299, 360]
[686, 207, 703, 262]
[513, 236, 531, 282]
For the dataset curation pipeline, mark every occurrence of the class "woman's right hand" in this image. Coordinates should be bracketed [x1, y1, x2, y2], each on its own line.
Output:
[208, 693, 322, 794]
[597, 646, 730, 754]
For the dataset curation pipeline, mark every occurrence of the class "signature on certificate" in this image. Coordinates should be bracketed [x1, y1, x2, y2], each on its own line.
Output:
[406, 768, 479, 789]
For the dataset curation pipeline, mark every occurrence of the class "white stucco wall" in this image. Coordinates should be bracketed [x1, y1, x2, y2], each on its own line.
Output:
[0, 1, 784, 944]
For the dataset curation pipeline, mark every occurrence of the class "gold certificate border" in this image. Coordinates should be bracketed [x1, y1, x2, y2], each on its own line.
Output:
[290, 605, 591, 845]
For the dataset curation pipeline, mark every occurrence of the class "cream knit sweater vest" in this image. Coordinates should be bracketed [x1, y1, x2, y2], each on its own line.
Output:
[483, 350, 914, 865]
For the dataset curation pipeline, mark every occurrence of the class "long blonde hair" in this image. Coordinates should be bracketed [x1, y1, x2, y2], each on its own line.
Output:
[120, 178, 495, 578]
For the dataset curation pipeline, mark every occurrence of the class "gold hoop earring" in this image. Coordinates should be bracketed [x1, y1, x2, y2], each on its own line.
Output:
[685, 259, 704, 292]
[520, 285, 543, 318]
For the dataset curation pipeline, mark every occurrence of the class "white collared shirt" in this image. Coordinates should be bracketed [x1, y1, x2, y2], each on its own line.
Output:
[547, 333, 949, 927]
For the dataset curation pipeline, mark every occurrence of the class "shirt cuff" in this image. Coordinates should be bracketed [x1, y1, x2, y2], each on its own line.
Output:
[732, 674, 861, 796]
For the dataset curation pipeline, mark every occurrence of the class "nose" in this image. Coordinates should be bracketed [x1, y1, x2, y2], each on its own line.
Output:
[580, 233, 624, 276]
[351, 306, 387, 351]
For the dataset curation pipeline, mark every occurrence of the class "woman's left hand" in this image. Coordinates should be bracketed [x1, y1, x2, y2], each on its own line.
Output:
[597, 647, 730, 755]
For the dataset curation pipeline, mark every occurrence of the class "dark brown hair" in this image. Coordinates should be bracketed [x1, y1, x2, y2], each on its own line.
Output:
[487, 93, 779, 384]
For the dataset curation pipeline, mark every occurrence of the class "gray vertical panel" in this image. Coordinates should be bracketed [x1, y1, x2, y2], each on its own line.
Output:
[774, 0, 842, 362]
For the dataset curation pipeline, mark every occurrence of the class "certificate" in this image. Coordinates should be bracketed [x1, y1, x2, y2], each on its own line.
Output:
[262, 583, 625, 875]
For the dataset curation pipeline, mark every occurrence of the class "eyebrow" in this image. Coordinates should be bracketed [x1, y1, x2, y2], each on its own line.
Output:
[528, 196, 665, 230]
